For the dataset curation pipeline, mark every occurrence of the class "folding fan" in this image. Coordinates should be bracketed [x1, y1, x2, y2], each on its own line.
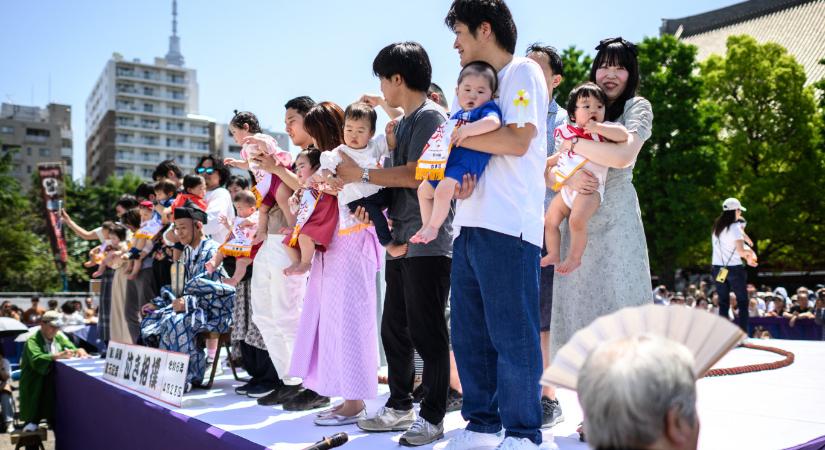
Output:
[541, 304, 745, 390]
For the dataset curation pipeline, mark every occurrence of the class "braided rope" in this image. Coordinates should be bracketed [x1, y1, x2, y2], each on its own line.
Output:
[703, 342, 795, 377]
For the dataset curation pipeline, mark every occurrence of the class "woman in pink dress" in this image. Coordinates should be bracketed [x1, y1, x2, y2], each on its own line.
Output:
[286, 102, 382, 426]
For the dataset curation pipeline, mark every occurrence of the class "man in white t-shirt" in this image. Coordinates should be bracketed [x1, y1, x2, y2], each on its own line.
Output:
[443, 1, 549, 449]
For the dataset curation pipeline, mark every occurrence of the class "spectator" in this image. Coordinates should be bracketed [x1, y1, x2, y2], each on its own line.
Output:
[709, 292, 720, 315]
[22, 297, 46, 326]
[785, 291, 815, 327]
[0, 348, 11, 433]
[152, 159, 183, 187]
[695, 298, 709, 311]
[47, 300, 58, 312]
[577, 335, 699, 450]
[196, 155, 235, 244]
[83, 297, 98, 323]
[1, 302, 20, 321]
[747, 298, 762, 318]
[19, 311, 87, 431]
[814, 289, 825, 341]
[766, 297, 786, 317]
[670, 293, 686, 307]
[60, 302, 85, 326]
[653, 285, 669, 305]
[226, 175, 250, 200]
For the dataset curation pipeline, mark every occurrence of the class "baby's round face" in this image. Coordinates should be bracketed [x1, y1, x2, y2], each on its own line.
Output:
[235, 203, 256, 219]
[573, 94, 605, 126]
[344, 117, 373, 150]
[456, 73, 493, 111]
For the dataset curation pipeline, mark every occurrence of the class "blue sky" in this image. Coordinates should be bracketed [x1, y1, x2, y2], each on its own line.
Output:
[0, 0, 739, 180]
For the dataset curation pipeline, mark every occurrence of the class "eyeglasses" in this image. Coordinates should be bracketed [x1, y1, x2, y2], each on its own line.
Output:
[196, 167, 215, 175]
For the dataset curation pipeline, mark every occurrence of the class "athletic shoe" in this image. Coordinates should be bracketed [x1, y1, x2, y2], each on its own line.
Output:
[496, 437, 539, 449]
[282, 389, 330, 411]
[357, 406, 416, 432]
[399, 417, 444, 446]
[444, 429, 503, 450]
[257, 384, 301, 406]
[446, 388, 463, 413]
[5, 422, 14, 433]
[540, 397, 564, 428]
[246, 384, 276, 398]
[234, 382, 256, 396]
[314, 408, 367, 426]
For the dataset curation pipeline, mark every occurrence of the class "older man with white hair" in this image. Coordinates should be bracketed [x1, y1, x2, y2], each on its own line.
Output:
[577, 335, 700, 450]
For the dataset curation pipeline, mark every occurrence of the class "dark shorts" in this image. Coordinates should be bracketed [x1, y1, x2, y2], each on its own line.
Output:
[429, 147, 492, 188]
[539, 244, 553, 332]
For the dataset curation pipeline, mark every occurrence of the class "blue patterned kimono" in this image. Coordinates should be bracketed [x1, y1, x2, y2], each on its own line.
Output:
[140, 238, 235, 385]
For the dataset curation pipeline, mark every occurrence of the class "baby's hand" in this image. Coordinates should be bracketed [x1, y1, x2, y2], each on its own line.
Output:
[582, 119, 601, 135]
[218, 214, 229, 227]
[451, 127, 468, 147]
[325, 176, 344, 191]
[385, 119, 398, 138]
[223, 157, 241, 167]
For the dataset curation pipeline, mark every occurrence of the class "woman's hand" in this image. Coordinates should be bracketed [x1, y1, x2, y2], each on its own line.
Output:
[565, 169, 598, 195]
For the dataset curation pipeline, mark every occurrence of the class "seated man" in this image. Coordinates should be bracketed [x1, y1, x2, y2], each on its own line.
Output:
[577, 335, 699, 450]
[140, 202, 235, 390]
[20, 311, 88, 431]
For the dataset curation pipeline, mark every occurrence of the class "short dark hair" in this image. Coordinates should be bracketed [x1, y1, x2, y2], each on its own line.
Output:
[427, 83, 449, 110]
[119, 207, 141, 229]
[296, 148, 322, 171]
[458, 60, 499, 94]
[372, 42, 432, 92]
[183, 174, 205, 192]
[101, 220, 116, 232]
[303, 102, 345, 151]
[526, 42, 563, 76]
[152, 159, 183, 181]
[230, 110, 263, 134]
[566, 82, 608, 123]
[134, 181, 156, 201]
[48, 299, 58, 309]
[110, 223, 128, 241]
[233, 190, 257, 207]
[114, 194, 138, 212]
[226, 174, 250, 190]
[344, 102, 377, 133]
[284, 96, 316, 116]
[153, 179, 177, 197]
[195, 155, 230, 187]
[590, 38, 640, 121]
[445, 0, 517, 54]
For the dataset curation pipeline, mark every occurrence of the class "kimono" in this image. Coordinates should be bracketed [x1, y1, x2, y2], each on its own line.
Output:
[140, 238, 235, 386]
[19, 330, 76, 424]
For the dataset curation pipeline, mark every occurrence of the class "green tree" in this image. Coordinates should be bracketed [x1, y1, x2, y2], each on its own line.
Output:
[556, 46, 593, 104]
[0, 149, 62, 291]
[634, 35, 720, 283]
[701, 35, 825, 269]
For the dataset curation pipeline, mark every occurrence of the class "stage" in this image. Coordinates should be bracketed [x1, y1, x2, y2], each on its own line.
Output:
[54, 339, 825, 450]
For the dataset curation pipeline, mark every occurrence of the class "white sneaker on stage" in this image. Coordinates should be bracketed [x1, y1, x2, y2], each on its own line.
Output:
[444, 429, 503, 450]
[495, 437, 540, 449]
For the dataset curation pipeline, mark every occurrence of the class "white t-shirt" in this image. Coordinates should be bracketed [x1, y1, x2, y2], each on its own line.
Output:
[204, 187, 235, 244]
[320, 136, 389, 205]
[453, 56, 549, 247]
[711, 225, 744, 266]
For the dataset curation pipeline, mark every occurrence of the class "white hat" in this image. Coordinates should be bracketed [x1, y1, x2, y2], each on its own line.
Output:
[722, 198, 746, 211]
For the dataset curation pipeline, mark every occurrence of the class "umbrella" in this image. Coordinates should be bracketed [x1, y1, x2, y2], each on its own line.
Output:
[14, 326, 39, 343]
[0, 317, 29, 338]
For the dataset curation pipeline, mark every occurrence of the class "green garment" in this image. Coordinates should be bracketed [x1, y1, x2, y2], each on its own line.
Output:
[19, 330, 76, 424]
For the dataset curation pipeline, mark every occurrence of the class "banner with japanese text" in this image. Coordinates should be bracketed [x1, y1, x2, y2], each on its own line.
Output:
[37, 162, 68, 266]
[102, 341, 190, 407]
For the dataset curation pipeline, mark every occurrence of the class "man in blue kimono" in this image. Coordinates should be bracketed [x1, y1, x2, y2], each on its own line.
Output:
[141, 202, 235, 390]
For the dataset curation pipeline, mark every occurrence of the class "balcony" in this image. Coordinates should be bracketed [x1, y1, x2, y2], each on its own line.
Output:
[24, 135, 49, 143]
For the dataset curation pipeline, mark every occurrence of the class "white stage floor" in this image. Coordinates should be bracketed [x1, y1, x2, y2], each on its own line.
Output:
[64, 338, 825, 450]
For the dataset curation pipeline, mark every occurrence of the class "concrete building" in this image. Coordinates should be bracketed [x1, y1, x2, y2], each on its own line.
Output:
[215, 123, 291, 178]
[661, 0, 825, 86]
[0, 102, 72, 190]
[85, 0, 216, 183]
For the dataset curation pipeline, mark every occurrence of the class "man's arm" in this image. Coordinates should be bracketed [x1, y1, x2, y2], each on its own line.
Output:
[336, 154, 419, 189]
[458, 123, 537, 157]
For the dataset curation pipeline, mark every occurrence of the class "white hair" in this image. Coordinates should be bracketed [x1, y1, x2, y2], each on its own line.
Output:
[577, 335, 697, 450]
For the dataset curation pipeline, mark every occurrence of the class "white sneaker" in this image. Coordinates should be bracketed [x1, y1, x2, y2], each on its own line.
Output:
[445, 429, 503, 450]
[22, 422, 38, 432]
[495, 437, 540, 449]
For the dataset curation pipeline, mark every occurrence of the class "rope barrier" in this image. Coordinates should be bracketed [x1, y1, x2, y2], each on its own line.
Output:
[703, 342, 794, 377]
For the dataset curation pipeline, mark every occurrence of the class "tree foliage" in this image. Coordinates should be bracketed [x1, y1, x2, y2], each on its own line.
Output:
[556, 45, 593, 104]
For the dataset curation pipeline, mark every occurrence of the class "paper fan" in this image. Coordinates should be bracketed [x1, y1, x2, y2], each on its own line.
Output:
[541, 304, 745, 390]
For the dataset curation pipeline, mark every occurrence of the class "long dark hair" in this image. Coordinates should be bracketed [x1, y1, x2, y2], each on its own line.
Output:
[712, 210, 737, 237]
[303, 102, 345, 151]
[589, 38, 640, 122]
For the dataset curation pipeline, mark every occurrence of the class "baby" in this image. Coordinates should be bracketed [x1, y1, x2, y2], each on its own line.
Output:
[128, 200, 163, 278]
[92, 224, 129, 278]
[410, 61, 502, 244]
[542, 82, 629, 274]
[314, 102, 405, 256]
[206, 190, 258, 286]
[283, 149, 338, 275]
[84, 221, 115, 269]
[224, 111, 293, 240]
[152, 179, 177, 217]
[171, 174, 208, 216]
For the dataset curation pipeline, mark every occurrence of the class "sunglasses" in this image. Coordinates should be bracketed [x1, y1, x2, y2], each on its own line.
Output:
[196, 167, 215, 175]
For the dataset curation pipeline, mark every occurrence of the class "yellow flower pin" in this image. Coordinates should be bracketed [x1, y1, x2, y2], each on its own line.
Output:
[513, 89, 530, 107]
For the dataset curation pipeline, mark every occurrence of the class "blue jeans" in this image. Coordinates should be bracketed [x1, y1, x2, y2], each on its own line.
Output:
[712, 265, 749, 333]
[450, 227, 543, 444]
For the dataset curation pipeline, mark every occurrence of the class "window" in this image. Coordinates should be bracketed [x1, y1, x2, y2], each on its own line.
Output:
[143, 103, 154, 112]
[25, 128, 50, 143]
[39, 148, 51, 157]
[26, 147, 32, 156]
[143, 87, 154, 96]
[0, 126, 13, 134]
[27, 165, 32, 174]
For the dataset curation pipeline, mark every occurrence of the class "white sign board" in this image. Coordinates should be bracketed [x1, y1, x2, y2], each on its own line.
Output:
[103, 341, 190, 407]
